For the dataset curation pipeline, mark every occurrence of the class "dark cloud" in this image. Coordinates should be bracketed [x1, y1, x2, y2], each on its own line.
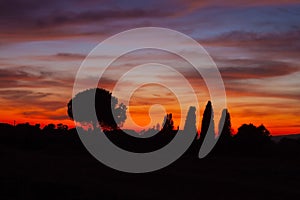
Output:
[0, 0, 169, 41]
[0, 89, 66, 110]
[216, 59, 300, 101]
[179, 58, 300, 101]
[219, 60, 300, 80]
[178, 0, 300, 13]
[47, 114, 69, 120]
[0, 90, 51, 100]
[35, 9, 167, 28]
[130, 97, 178, 106]
[1, 0, 299, 43]
[202, 29, 300, 54]
[225, 81, 300, 100]
[0, 67, 74, 89]
[0, 67, 33, 79]
[21, 110, 68, 120]
[54, 53, 87, 60]
[0, 0, 53, 17]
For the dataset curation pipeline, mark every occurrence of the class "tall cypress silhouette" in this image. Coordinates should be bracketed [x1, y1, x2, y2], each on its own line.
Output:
[184, 106, 200, 157]
[218, 108, 232, 143]
[183, 106, 197, 133]
[199, 101, 215, 145]
[214, 108, 233, 154]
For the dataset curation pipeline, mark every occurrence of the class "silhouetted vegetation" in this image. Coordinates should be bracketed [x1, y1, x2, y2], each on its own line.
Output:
[213, 108, 233, 154]
[183, 106, 200, 157]
[199, 101, 215, 145]
[218, 108, 233, 143]
[2, 88, 300, 200]
[2, 115, 300, 200]
[232, 123, 273, 155]
[1, 86, 298, 156]
[3, 118, 298, 158]
[67, 88, 127, 130]
[161, 113, 174, 132]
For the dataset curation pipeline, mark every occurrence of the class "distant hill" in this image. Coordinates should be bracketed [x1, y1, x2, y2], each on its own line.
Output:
[272, 133, 300, 143]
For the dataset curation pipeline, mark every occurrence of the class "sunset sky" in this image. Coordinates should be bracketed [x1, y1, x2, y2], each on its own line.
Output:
[0, 0, 299, 135]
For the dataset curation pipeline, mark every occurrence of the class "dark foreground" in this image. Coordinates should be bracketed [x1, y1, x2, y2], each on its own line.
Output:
[3, 136, 300, 200]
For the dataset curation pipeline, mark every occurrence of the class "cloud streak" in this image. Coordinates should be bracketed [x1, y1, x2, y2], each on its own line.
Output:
[219, 60, 300, 80]
[0, 66, 74, 89]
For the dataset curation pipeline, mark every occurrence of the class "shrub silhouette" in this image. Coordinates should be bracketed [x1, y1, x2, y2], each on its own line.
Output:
[67, 88, 127, 130]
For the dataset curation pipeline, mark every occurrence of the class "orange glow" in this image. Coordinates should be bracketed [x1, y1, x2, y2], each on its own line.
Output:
[1, 81, 299, 135]
[128, 84, 181, 130]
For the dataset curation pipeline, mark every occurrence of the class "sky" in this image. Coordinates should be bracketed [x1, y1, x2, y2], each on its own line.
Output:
[0, 0, 300, 135]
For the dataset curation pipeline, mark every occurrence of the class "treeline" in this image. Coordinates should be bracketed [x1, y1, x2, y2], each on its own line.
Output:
[190, 101, 300, 157]
[1, 104, 300, 157]
[1, 85, 300, 157]
[0, 122, 82, 151]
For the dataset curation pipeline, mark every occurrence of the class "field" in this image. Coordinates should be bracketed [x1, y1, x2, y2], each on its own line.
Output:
[3, 136, 300, 200]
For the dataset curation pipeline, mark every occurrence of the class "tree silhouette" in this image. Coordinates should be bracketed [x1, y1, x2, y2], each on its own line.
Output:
[199, 101, 215, 145]
[234, 123, 272, 152]
[156, 123, 160, 131]
[184, 106, 200, 157]
[15, 122, 42, 149]
[213, 108, 233, 154]
[218, 108, 233, 143]
[43, 123, 56, 132]
[57, 123, 68, 131]
[162, 113, 174, 132]
[183, 107, 197, 133]
[67, 88, 127, 130]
